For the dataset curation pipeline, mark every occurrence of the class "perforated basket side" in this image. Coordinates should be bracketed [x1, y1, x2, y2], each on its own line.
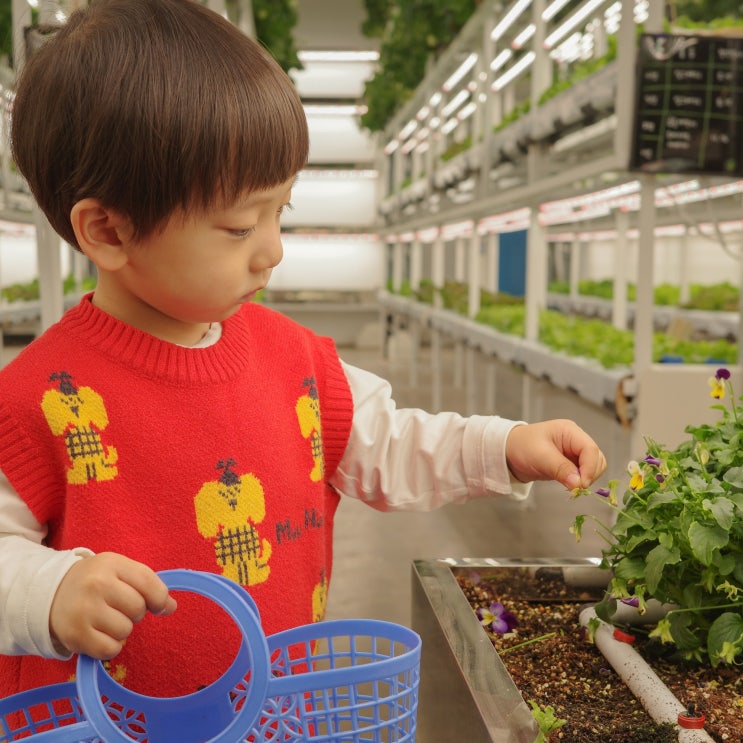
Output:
[0, 682, 97, 743]
[249, 619, 421, 742]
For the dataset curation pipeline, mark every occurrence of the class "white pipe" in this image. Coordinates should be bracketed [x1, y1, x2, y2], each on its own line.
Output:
[579, 608, 715, 743]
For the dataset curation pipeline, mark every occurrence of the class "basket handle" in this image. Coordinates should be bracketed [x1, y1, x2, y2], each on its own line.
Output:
[76, 569, 270, 743]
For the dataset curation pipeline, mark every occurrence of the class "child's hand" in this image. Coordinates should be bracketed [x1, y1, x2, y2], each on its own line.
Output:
[505, 419, 606, 492]
[49, 552, 177, 659]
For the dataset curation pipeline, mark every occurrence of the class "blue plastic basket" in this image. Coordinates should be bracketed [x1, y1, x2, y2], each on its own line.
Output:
[0, 569, 421, 742]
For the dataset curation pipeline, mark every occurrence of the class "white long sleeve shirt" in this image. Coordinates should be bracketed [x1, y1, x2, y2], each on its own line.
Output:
[0, 326, 528, 659]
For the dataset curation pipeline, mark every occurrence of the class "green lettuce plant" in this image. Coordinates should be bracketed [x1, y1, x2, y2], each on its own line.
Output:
[573, 368, 743, 666]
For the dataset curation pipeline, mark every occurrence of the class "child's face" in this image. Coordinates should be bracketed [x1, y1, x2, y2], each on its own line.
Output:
[100, 176, 295, 342]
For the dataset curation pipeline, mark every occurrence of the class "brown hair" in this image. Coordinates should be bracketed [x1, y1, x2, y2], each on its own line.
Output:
[10, 0, 309, 249]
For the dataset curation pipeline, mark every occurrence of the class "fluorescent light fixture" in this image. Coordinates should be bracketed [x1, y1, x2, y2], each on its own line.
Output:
[491, 0, 532, 41]
[429, 92, 443, 107]
[298, 50, 379, 62]
[384, 140, 400, 155]
[303, 104, 365, 116]
[492, 51, 535, 91]
[416, 141, 430, 153]
[416, 227, 440, 242]
[512, 23, 536, 49]
[442, 220, 474, 239]
[490, 49, 513, 72]
[441, 89, 470, 118]
[429, 116, 442, 129]
[443, 53, 478, 92]
[401, 138, 418, 154]
[479, 207, 531, 233]
[416, 105, 431, 121]
[301, 169, 377, 179]
[542, 0, 572, 21]
[552, 114, 616, 152]
[457, 102, 478, 120]
[545, 0, 608, 49]
[399, 120, 418, 141]
[441, 118, 459, 135]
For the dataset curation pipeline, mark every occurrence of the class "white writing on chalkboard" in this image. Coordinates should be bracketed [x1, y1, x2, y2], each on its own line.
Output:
[630, 33, 742, 175]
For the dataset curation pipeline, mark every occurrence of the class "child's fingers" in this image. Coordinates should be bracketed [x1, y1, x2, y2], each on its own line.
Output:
[106, 553, 177, 617]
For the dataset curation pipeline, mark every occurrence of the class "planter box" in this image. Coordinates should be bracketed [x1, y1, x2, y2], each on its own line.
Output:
[379, 294, 626, 411]
[411, 557, 607, 743]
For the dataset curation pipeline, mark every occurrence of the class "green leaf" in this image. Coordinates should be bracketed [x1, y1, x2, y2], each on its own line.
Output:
[703, 497, 736, 531]
[713, 551, 737, 576]
[707, 612, 743, 666]
[732, 554, 743, 584]
[668, 612, 701, 652]
[723, 466, 743, 489]
[613, 556, 647, 582]
[645, 544, 680, 594]
[647, 490, 680, 509]
[689, 522, 730, 566]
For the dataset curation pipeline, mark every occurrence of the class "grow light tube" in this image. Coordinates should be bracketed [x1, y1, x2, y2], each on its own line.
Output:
[490, 49, 513, 73]
[443, 53, 478, 92]
[492, 51, 535, 91]
[491, 0, 532, 41]
[512, 24, 535, 49]
[441, 118, 459, 135]
[441, 89, 470, 118]
[399, 120, 418, 141]
[542, 0, 572, 21]
[545, 0, 609, 49]
[457, 102, 478, 120]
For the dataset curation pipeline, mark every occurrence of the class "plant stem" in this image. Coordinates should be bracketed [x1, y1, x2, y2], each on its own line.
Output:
[501, 632, 557, 655]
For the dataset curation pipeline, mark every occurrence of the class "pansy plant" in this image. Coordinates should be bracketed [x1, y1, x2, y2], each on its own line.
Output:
[573, 368, 743, 667]
[476, 601, 518, 634]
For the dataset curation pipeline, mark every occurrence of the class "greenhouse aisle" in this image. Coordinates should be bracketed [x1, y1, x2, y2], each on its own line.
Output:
[326, 332, 631, 628]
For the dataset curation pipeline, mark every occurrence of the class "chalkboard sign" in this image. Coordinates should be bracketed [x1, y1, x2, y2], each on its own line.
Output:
[630, 33, 743, 175]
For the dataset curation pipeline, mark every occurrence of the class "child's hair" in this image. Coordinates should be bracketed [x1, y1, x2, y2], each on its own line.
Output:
[10, 0, 309, 249]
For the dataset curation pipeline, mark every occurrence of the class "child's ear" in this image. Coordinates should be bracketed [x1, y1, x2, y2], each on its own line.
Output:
[70, 198, 132, 271]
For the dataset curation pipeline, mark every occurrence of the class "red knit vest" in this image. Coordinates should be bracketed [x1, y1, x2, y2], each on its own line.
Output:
[0, 296, 353, 698]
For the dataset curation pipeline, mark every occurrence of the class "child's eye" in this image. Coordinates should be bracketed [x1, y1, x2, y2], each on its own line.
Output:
[229, 227, 256, 238]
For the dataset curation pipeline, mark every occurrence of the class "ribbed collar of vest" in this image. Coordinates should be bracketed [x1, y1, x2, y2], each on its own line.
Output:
[60, 294, 253, 383]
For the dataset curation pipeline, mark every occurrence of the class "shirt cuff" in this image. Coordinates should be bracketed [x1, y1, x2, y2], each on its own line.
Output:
[20, 546, 93, 659]
[463, 416, 533, 500]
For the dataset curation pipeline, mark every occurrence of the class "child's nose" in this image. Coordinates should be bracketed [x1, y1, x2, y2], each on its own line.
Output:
[251, 230, 283, 272]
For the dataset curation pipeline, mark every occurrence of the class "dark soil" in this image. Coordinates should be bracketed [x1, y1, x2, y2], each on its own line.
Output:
[456, 568, 742, 743]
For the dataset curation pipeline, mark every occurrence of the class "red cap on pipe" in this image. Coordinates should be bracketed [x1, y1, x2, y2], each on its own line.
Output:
[612, 627, 636, 644]
[678, 711, 706, 729]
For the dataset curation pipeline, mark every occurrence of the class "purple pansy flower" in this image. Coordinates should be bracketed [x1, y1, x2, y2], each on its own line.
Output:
[620, 597, 640, 608]
[595, 488, 611, 498]
[476, 601, 518, 633]
[716, 368, 731, 381]
[643, 455, 661, 466]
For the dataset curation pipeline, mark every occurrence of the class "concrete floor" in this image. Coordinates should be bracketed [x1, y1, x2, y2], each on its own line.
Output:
[326, 330, 632, 628]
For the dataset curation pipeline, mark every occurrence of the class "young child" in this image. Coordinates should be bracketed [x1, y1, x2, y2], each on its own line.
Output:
[0, 0, 606, 700]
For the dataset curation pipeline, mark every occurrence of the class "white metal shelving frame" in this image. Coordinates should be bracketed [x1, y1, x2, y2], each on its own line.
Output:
[375, 0, 743, 452]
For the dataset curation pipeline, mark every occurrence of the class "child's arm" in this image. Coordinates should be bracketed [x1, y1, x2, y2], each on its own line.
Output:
[333, 362, 605, 509]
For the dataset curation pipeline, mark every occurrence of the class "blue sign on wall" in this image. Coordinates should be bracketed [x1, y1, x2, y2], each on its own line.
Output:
[498, 229, 527, 297]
